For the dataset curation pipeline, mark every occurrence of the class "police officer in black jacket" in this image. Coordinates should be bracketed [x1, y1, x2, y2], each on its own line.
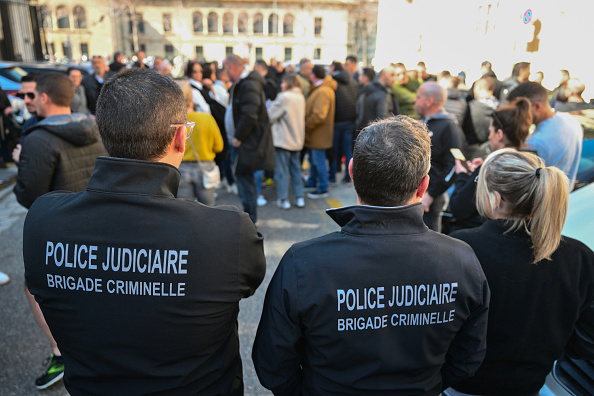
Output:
[253, 116, 490, 395]
[23, 69, 266, 395]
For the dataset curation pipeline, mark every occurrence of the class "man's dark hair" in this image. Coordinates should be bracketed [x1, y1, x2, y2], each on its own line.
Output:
[96, 69, 186, 161]
[215, 68, 225, 80]
[507, 81, 548, 105]
[362, 67, 375, 81]
[66, 67, 80, 76]
[202, 62, 213, 80]
[331, 61, 343, 72]
[312, 65, 325, 80]
[353, 116, 431, 206]
[35, 72, 74, 107]
[114, 52, 123, 60]
[185, 61, 199, 79]
[255, 59, 268, 69]
[346, 55, 357, 64]
[511, 62, 530, 77]
[21, 72, 40, 83]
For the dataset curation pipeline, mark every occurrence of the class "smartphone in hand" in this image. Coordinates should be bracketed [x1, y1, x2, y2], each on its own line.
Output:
[450, 148, 470, 172]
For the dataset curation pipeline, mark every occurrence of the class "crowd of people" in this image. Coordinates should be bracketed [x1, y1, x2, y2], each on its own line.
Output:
[0, 51, 593, 396]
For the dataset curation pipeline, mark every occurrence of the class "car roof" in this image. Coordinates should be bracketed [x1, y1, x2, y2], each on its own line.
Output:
[20, 63, 90, 74]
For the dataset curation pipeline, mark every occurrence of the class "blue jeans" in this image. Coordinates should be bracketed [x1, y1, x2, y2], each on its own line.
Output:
[274, 148, 304, 200]
[236, 172, 258, 223]
[329, 122, 354, 182]
[254, 169, 264, 196]
[307, 148, 329, 193]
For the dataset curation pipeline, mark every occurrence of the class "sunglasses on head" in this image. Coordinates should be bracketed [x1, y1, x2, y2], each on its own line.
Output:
[16, 92, 36, 100]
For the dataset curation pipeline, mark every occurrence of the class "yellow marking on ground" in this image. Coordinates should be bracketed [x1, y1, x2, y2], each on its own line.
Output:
[326, 198, 342, 209]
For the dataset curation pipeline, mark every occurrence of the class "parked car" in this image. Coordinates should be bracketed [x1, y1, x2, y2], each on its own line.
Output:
[574, 139, 594, 190]
[0, 62, 27, 83]
[0, 75, 21, 95]
[0, 61, 93, 96]
[539, 181, 594, 396]
[18, 62, 91, 76]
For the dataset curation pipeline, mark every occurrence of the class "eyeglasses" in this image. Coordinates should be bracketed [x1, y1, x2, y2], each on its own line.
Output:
[169, 121, 195, 139]
[16, 92, 36, 100]
[193, 69, 203, 74]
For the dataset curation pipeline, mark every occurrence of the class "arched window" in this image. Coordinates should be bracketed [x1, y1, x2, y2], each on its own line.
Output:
[253, 13, 263, 34]
[238, 13, 248, 34]
[268, 13, 278, 35]
[283, 14, 294, 35]
[223, 13, 233, 35]
[193, 12, 203, 33]
[208, 12, 218, 33]
[73, 6, 86, 29]
[56, 5, 70, 29]
[40, 5, 52, 29]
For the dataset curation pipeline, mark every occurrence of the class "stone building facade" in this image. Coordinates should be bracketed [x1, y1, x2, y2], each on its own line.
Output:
[37, 0, 377, 65]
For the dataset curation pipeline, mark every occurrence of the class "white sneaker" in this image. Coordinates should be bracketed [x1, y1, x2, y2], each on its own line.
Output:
[257, 195, 268, 206]
[296, 197, 305, 208]
[227, 184, 238, 195]
[0, 271, 10, 286]
[276, 199, 291, 210]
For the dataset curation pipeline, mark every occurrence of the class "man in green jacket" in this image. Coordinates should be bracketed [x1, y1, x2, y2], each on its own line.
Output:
[392, 62, 420, 119]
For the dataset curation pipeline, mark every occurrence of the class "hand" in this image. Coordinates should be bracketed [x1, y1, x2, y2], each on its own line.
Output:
[468, 157, 483, 173]
[4, 106, 13, 116]
[202, 78, 213, 89]
[12, 144, 21, 164]
[455, 159, 469, 175]
[232, 138, 241, 147]
[421, 193, 433, 213]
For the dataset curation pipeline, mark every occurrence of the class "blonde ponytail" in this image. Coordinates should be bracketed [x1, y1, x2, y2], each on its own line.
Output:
[476, 149, 569, 263]
[530, 166, 569, 262]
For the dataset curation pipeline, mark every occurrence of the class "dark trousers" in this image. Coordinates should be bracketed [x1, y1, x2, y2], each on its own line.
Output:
[236, 172, 257, 223]
[423, 193, 448, 233]
[329, 122, 354, 182]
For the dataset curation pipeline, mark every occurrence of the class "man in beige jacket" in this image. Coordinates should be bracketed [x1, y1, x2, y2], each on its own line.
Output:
[304, 65, 337, 198]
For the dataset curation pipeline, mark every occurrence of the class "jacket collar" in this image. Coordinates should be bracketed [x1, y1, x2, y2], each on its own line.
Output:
[482, 219, 530, 238]
[86, 157, 181, 198]
[327, 203, 428, 235]
[423, 109, 454, 123]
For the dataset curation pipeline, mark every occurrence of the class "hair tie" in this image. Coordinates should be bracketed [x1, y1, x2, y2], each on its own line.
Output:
[535, 168, 542, 178]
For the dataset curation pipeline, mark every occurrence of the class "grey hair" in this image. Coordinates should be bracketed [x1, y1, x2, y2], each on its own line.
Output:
[353, 116, 431, 207]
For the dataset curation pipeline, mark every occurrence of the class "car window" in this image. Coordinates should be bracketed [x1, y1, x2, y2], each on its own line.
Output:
[0, 66, 27, 83]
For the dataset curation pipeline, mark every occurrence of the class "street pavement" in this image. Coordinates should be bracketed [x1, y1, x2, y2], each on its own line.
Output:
[0, 167, 357, 395]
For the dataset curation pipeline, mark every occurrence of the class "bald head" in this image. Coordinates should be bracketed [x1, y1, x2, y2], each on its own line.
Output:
[223, 54, 245, 83]
[379, 66, 396, 87]
[565, 78, 586, 98]
[414, 82, 446, 118]
[422, 82, 446, 106]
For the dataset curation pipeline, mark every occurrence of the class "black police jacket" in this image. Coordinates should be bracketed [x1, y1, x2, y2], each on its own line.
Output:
[253, 203, 490, 395]
[24, 157, 266, 395]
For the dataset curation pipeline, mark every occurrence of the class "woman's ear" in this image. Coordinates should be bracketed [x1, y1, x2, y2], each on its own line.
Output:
[495, 128, 505, 143]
